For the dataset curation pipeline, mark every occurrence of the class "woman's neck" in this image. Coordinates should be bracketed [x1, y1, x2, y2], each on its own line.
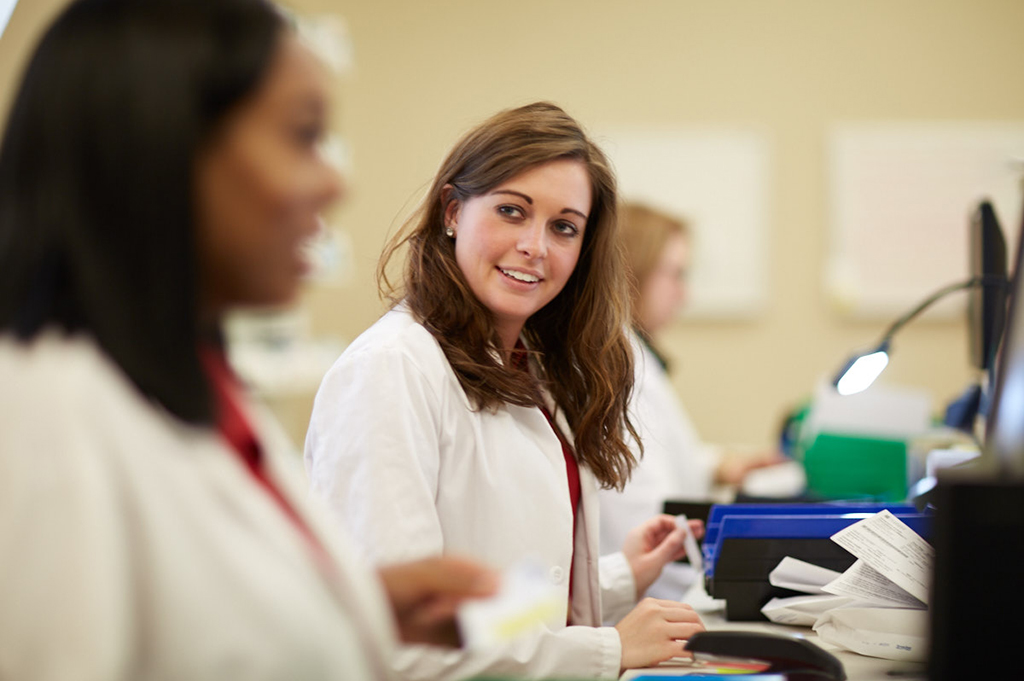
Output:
[495, 321, 523, 362]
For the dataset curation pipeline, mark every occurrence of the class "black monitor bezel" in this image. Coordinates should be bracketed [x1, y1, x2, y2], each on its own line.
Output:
[982, 199, 1024, 469]
[967, 200, 1008, 372]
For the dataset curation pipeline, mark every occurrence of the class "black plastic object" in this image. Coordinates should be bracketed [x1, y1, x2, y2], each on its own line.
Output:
[967, 200, 1008, 372]
[929, 477, 1024, 681]
[685, 630, 846, 681]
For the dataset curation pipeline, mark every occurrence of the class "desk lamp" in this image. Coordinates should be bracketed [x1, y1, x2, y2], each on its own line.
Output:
[833, 276, 1005, 396]
[835, 200, 1010, 397]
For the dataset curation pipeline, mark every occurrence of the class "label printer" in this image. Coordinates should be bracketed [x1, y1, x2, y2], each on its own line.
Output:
[702, 503, 931, 621]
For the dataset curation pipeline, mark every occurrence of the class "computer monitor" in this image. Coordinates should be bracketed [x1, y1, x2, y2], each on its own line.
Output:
[966, 200, 1007, 372]
[928, 198, 1024, 681]
[982, 200, 1024, 474]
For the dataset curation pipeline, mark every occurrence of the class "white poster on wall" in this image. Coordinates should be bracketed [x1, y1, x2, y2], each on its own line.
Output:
[594, 128, 771, 319]
[827, 123, 1024, 319]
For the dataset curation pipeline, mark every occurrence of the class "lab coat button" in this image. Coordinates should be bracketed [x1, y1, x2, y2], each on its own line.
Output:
[550, 566, 564, 583]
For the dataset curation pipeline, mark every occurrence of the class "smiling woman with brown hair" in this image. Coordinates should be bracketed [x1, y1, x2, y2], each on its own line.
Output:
[306, 102, 706, 681]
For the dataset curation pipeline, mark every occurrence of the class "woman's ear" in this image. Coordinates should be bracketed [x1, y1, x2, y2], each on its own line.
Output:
[441, 184, 460, 227]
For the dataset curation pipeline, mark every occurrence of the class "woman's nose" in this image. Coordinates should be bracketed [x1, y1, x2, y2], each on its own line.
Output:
[517, 221, 547, 259]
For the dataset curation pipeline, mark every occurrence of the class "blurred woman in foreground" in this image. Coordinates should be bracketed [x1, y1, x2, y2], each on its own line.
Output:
[0, 1, 494, 678]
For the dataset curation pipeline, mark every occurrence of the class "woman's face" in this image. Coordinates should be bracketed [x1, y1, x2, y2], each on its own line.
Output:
[195, 34, 342, 317]
[639, 231, 690, 335]
[447, 159, 592, 350]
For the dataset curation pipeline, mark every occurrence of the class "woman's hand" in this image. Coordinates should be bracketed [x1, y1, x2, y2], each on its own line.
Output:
[377, 556, 499, 647]
[622, 514, 705, 597]
[614, 598, 706, 670]
[716, 450, 788, 486]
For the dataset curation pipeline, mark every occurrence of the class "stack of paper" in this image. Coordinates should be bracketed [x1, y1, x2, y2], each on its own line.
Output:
[760, 510, 931, 661]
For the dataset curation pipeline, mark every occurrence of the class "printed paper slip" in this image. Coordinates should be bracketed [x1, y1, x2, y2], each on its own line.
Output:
[829, 510, 932, 604]
[821, 559, 925, 608]
[674, 514, 703, 573]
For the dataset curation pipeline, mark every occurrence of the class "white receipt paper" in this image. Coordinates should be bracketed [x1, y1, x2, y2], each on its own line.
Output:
[675, 514, 703, 573]
[768, 556, 842, 594]
[457, 559, 562, 649]
[822, 560, 925, 608]
[813, 607, 928, 662]
[828, 509, 932, 605]
[761, 594, 854, 627]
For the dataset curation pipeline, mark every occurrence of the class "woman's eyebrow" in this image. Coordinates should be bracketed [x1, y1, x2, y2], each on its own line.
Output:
[490, 189, 587, 220]
[489, 189, 532, 204]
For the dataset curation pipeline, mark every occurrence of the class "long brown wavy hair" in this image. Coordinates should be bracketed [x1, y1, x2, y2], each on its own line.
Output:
[378, 102, 639, 490]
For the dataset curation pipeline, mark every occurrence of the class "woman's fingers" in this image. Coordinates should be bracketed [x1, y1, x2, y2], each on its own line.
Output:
[616, 598, 707, 670]
[648, 599, 699, 617]
[665, 620, 706, 640]
[377, 555, 500, 646]
[688, 519, 705, 540]
[380, 555, 498, 613]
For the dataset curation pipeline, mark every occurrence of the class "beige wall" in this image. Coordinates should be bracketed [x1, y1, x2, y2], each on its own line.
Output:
[0, 1, 65, 119]
[4, 1, 1024, 449]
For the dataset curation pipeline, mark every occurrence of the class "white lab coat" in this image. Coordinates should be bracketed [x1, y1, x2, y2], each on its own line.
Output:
[0, 332, 397, 681]
[305, 305, 635, 681]
[597, 332, 719, 601]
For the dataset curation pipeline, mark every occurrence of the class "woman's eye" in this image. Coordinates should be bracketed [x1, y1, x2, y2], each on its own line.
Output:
[294, 123, 324, 148]
[497, 205, 523, 219]
[554, 221, 580, 237]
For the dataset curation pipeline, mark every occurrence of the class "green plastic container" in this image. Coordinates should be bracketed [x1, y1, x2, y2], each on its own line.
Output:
[800, 432, 908, 501]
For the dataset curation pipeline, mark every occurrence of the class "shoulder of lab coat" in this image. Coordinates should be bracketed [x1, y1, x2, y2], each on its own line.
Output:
[305, 305, 456, 565]
[0, 332, 395, 681]
[306, 307, 627, 679]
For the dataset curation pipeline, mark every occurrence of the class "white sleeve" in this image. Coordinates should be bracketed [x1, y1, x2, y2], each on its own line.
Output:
[393, 625, 621, 681]
[305, 343, 446, 564]
[0, 396, 133, 681]
[598, 551, 637, 625]
[305, 344, 624, 680]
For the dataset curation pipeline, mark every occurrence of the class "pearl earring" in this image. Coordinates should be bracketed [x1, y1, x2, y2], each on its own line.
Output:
[445, 226, 455, 238]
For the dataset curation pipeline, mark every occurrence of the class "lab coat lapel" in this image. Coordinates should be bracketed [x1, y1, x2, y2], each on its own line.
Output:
[546, 401, 603, 627]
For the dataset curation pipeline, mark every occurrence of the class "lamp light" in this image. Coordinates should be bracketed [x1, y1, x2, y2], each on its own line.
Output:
[833, 276, 1005, 396]
[834, 343, 890, 396]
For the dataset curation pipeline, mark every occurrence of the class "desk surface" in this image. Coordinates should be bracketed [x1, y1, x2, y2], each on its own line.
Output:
[621, 602, 926, 681]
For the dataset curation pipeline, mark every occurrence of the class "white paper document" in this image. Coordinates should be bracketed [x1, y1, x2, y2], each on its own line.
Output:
[822, 559, 926, 608]
[755, 511, 934, 661]
[830, 509, 933, 604]
[457, 559, 562, 649]
[814, 607, 929, 662]
[768, 556, 843, 594]
[761, 594, 854, 626]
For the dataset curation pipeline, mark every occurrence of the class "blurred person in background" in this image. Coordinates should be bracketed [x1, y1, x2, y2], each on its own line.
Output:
[0, 1, 496, 678]
[597, 202, 785, 601]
